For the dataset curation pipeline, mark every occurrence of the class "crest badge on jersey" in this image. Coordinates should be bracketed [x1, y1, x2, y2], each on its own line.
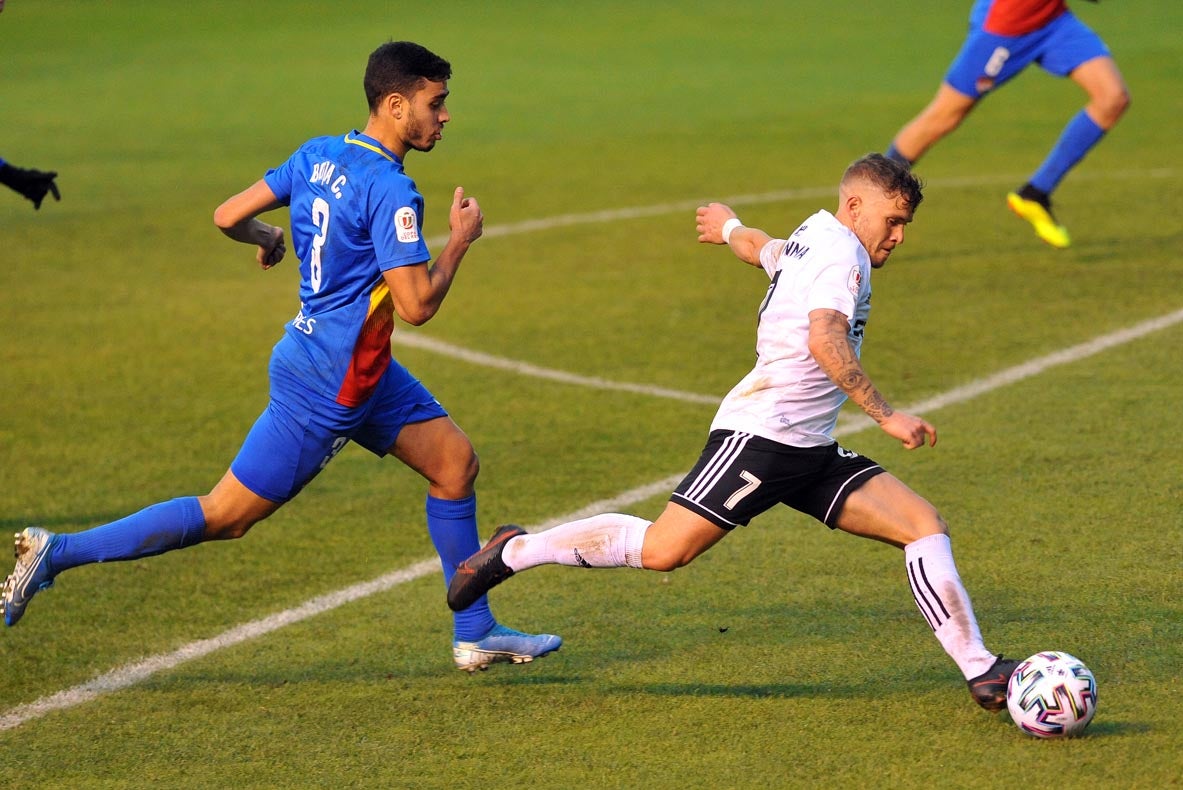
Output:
[394, 206, 419, 243]
[847, 265, 863, 295]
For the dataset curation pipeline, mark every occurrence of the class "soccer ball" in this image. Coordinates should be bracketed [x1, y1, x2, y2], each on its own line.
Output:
[1006, 651, 1097, 738]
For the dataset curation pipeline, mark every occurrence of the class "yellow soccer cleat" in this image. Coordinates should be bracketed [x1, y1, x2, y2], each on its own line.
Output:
[1007, 192, 1071, 249]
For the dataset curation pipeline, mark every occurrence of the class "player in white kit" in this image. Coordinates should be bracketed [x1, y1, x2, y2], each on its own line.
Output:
[448, 154, 1018, 711]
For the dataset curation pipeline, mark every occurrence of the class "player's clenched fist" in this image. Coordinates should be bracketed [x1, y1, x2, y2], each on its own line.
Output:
[695, 202, 739, 245]
[449, 186, 483, 244]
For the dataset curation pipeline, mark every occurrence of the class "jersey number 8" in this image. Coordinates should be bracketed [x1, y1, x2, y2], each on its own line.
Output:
[310, 197, 331, 293]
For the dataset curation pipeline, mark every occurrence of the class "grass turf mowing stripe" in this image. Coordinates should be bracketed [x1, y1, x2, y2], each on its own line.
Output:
[3, 304, 1180, 732]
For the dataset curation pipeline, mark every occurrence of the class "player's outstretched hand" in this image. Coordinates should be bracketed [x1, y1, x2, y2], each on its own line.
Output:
[695, 202, 738, 245]
[257, 225, 286, 269]
[449, 186, 483, 245]
[0, 163, 61, 210]
[880, 411, 937, 449]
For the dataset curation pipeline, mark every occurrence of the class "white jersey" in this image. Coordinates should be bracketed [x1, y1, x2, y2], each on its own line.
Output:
[710, 209, 872, 447]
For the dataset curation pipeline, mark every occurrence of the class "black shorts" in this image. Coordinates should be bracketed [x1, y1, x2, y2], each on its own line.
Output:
[670, 429, 885, 530]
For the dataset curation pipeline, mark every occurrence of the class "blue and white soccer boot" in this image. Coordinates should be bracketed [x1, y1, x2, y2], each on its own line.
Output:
[2, 527, 59, 627]
[453, 624, 562, 673]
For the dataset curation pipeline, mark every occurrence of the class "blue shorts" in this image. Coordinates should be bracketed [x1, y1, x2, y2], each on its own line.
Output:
[231, 356, 448, 503]
[944, 11, 1110, 99]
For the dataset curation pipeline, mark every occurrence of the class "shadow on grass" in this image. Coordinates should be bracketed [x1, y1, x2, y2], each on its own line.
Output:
[1079, 720, 1152, 738]
[611, 681, 835, 699]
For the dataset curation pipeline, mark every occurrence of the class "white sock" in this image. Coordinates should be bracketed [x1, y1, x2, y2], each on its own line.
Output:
[904, 533, 997, 680]
[503, 513, 649, 572]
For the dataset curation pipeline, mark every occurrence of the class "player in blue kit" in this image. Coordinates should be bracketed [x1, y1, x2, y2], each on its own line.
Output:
[884, 0, 1129, 248]
[1, 41, 560, 673]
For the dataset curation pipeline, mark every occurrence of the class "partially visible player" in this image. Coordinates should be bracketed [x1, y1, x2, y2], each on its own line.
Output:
[2, 2, 62, 210]
[2, 41, 560, 673]
[448, 154, 1020, 711]
[0, 157, 60, 209]
[884, 0, 1129, 248]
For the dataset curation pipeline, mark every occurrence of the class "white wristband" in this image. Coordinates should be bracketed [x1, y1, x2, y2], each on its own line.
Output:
[721, 217, 743, 244]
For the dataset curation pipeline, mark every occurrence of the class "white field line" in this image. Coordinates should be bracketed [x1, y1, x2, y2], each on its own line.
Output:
[391, 331, 719, 405]
[3, 305, 1181, 732]
[423, 167, 1175, 248]
[405, 165, 1177, 405]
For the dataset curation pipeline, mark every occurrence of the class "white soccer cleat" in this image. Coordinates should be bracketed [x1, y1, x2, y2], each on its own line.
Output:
[452, 624, 562, 673]
[2, 527, 59, 627]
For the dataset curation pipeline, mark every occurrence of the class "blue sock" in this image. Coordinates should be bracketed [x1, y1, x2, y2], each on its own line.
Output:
[426, 494, 497, 641]
[49, 497, 207, 574]
[885, 143, 912, 166]
[1030, 110, 1106, 195]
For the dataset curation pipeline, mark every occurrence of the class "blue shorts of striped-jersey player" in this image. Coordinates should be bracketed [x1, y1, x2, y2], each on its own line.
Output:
[944, 10, 1109, 99]
[670, 429, 885, 530]
[231, 353, 447, 503]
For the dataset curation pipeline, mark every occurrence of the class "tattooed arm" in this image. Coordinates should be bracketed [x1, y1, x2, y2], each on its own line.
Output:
[807, 308, 937, 449]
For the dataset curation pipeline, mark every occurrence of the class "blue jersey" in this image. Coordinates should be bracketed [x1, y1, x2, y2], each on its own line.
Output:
[263, 131, 431, 406]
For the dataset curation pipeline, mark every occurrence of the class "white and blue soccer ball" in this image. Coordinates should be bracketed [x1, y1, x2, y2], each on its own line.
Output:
[1006, 651, 1097, 738]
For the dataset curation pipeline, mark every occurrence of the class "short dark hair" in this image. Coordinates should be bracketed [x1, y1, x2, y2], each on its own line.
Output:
[842, 153, 924, 212]
[364, 41, 452, 112]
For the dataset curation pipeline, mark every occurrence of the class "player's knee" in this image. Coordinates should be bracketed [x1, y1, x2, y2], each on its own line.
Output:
[197, 496, 270, 540]
[1098, 86, 1131, 127]
[431, 445, 480, 498]
[640, 541, 697, 572]
[873, 501, 948, 547]
[641, 550, 684, 573]
[201, 510, 263, 541]
[934, 108, 969, 137]
[909, 507, 949, 541]
[455, 446, 480, 488]
[919, 95, 972, 138]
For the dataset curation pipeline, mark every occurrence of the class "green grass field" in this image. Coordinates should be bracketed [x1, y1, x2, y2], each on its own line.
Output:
[2, 1, 1181, 787]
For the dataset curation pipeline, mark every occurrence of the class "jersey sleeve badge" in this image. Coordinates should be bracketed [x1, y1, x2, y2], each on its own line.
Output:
[395, 206, 420, 243]
[847, 265, 863, 295]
